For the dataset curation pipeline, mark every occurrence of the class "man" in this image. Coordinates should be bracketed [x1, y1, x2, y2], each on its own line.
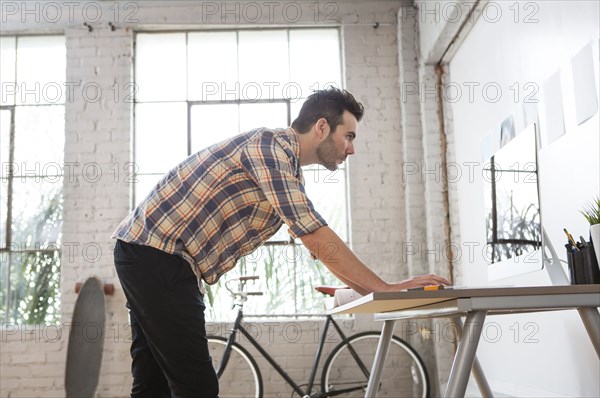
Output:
[112, 87, 450, 397]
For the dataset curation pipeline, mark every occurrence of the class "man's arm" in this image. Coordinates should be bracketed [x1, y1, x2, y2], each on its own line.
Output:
[300, 226, 450, 295]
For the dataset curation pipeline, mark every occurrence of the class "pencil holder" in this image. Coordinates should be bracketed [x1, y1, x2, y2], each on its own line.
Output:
[566, 242, 600, 284]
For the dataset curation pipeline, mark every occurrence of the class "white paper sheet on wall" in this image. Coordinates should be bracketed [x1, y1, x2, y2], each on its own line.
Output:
[480, 130, 496, 161]
[571, 42, 599, 125]
[523, 102, 539, 130]
[542, 71, 566, 145]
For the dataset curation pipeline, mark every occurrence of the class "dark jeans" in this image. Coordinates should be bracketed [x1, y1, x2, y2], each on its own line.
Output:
[114, 239, 219, 398]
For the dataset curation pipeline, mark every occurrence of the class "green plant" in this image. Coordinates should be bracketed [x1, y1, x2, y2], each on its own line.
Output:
[580, 197, 600, 225]
[1, 188, 62, 324]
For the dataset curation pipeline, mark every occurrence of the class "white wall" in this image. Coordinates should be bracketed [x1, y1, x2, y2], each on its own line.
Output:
[447, 1, 599, 396]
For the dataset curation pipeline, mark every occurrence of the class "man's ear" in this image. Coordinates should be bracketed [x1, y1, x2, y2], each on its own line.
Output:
[314, 118, 330, 139]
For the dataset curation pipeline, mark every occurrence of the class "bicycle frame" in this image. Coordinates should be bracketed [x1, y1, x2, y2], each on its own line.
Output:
[217, 308, 373, 398]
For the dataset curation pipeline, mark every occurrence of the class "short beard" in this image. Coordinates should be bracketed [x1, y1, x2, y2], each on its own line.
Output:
[316, 137, 339, 171]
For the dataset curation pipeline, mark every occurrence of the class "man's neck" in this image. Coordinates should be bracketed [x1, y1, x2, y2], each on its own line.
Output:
[294, 127, 319, 167]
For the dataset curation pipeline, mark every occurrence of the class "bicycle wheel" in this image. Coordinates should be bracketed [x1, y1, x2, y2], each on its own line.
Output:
[322, 332, 429, 398]
[207, 336, 263, 398]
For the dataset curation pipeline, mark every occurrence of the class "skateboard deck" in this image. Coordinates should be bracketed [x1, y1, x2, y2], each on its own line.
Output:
[65, 276, 106, 398]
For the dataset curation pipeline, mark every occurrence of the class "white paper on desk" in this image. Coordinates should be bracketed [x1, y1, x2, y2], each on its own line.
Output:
[323, 289, 363, 310]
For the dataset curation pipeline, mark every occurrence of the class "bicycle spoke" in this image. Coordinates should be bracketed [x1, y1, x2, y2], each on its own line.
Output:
[207, 337, 263, 398]
[322, 332, 429, 398]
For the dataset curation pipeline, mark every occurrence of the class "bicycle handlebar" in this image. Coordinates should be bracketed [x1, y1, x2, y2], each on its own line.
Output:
[228, 291, 263, 296]
[225, 276, 263, 301]
[238, 276, 259, 281]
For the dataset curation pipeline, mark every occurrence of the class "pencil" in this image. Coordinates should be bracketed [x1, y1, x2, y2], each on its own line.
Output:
[563, 228, 579, 251]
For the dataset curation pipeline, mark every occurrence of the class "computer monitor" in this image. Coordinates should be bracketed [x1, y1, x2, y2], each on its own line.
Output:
[484, 123, 544, 280]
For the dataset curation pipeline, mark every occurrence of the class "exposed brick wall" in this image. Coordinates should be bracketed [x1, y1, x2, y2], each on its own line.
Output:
[0, 333, 66, 397]
[62, 24, 134, 398]
[343, 6, 407, 284]
[397, 4, 456, 395]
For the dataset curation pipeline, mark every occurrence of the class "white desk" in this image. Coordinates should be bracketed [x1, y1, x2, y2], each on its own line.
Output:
[329, 285, 600, 398]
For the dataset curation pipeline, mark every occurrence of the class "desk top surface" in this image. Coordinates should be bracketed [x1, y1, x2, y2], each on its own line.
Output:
[328, 284, 600, 315]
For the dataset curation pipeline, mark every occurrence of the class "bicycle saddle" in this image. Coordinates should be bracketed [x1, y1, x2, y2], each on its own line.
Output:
[314, 286, 350, 297]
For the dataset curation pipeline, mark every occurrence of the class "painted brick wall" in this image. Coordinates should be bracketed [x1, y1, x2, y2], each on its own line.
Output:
[343, 2, 407, 284]
[62, 24, 135, 398]
[0, 1, 452, 397]
[397, 4, 456, 395]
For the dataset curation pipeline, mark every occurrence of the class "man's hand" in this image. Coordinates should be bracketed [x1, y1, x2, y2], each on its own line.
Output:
[384, 274, 451, 291]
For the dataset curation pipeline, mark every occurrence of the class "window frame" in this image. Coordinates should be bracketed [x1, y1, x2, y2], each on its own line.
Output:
[0, 34, 65, 323]
[132, 27, 350, 316]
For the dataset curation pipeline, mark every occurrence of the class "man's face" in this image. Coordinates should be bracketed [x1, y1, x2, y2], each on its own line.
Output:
[316, 111, 358, 171]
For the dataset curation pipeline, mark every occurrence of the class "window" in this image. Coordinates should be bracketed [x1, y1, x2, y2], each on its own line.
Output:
[134, 29, 345, 318]
[0, 35, 66, 323]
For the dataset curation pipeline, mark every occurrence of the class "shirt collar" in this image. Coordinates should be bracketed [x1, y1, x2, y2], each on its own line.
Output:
[285, 127, 303, 181]
[286, 127, 301, 161]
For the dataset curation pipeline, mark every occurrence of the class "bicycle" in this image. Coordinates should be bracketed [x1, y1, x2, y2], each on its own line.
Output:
[207, 276, 430, 398]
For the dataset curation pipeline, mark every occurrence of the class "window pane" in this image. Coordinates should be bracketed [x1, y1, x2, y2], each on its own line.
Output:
[290, 29, 341, 97]
[7, 251, 61, 324]
[290, 97, 306, 124]
[1, 178, 7, 249]
[188, 32, 238, 101]
[135, 102, 187, 174]
[303, 166, 348, 241]
[1, 109, 11, 171]
[11, 177, 63, 247]
[205, 244, 338, 319]
[0, 252, 7, 319]
[13, 105, 65, 169]
[205, 245, 298, 319]
[134, 174, 162, 207]
[267, 225, 291, 242]
[136, 33, 187, 102]
[190, 103, 239, 153]
[238, 30, 289, 98]
[1, 36, 16, 105]
[295, 251, 338, 314]
[239, 103, 287, 132]
[16, 36, 66, 105]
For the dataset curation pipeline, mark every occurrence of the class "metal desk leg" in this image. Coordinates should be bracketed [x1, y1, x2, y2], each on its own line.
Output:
[364, 320, 396, 398]
[452, 318, 493, 398]
[578, 307, 600, 358]
[445, 310, 487, 398]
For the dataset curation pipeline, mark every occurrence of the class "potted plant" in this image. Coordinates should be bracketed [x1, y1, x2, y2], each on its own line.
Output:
[581, 197, 600, 263]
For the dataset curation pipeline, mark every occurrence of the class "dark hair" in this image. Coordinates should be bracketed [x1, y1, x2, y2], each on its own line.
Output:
[291, 87, 364, 134]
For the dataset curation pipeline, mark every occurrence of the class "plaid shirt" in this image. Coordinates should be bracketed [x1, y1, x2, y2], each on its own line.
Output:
[112, 127, 327, 289]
